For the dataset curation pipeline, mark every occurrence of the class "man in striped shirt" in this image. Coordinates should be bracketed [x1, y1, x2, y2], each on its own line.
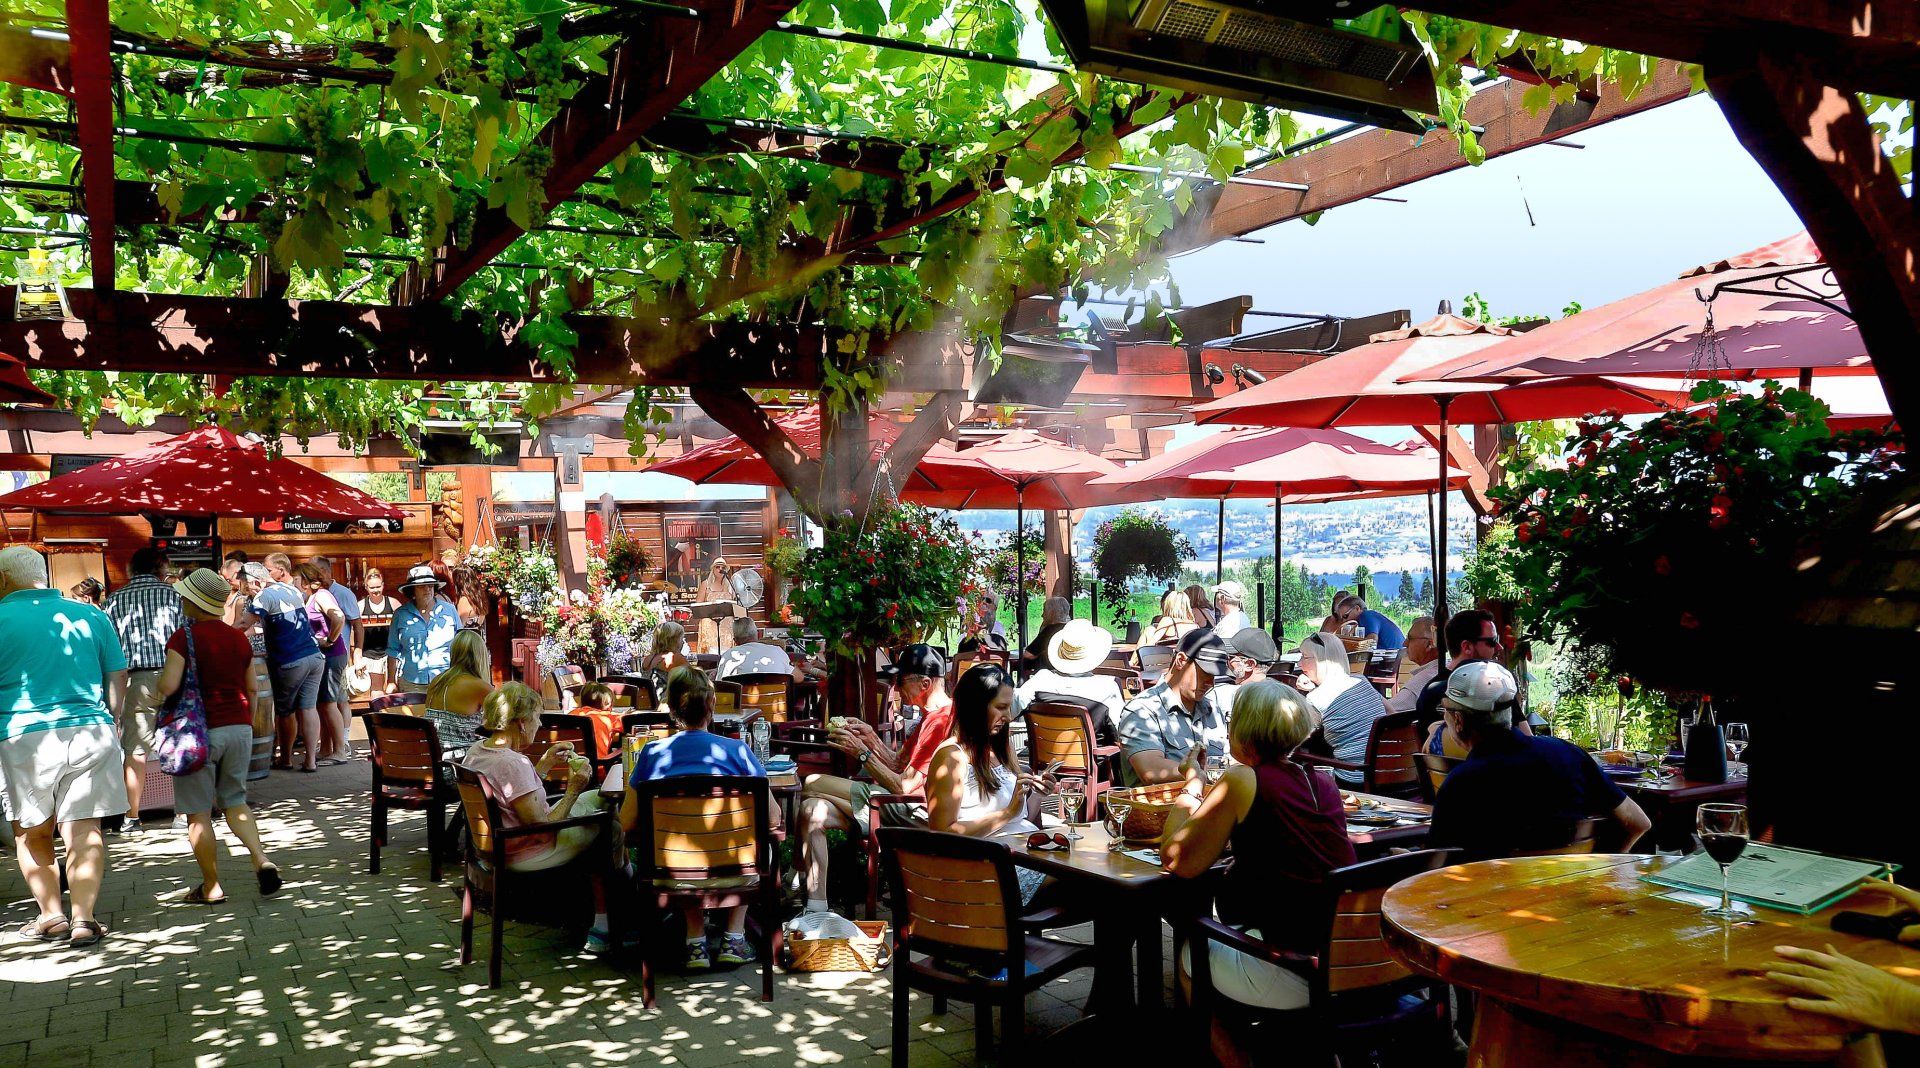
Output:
[102, 546, 183, 833]
[1295, 631, 1388, 786]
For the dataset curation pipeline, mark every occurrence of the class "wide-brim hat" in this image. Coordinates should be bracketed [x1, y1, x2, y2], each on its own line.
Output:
[1047, 619, 1113, 675]
[174, 567, 232, 615]
[397, 563, 445, 591]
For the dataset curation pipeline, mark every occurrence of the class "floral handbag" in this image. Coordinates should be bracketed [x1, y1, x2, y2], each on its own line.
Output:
[154, 625, 210, 777]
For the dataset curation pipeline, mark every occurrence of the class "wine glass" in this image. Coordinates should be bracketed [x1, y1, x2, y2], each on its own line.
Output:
[1697, 803, 1752, 920]
[1105, 798, 1135, 852]
[1724, 722, 1750, 764]
[1056, 779, 1086, 841]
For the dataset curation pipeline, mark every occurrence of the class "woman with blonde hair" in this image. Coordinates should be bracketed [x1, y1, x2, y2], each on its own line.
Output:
[1162, 680, 1355, 1010]
[1185, 584, 1217, 629]
[696, 557, 740, 654]
[461, 682, 614, 952]
[639, 620, 689, 678]
[1143, 588, 1198, 645]
[423, 629, 492, 751]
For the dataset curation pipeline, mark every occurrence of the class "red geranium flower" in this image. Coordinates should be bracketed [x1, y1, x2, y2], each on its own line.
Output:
[1679, 610, 1701, 629]
[1653, 554, 1671, 576]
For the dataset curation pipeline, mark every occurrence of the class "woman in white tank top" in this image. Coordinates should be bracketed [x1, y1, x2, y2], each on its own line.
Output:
[927, 663, 1053, 903]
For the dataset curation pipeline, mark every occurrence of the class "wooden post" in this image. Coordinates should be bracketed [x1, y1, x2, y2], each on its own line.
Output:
[550, 436, 592, 594]
[1711, 53, 1920, 429]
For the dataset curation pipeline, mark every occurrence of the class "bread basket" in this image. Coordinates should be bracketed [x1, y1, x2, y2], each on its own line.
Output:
[1103, 782, 1188, 843]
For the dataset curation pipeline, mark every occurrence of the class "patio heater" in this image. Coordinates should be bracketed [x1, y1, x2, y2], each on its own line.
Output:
[1036, 0, 1439, 131]
[146, 514, 219, 571]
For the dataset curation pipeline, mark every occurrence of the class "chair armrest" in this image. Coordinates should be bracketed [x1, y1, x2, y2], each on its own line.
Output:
[1093, 744, 1122, 759]
[1019, 905, 1075, 928]
[867, 792, 920, 808]
[497, 809, 612, 838]
[1189, 916, 1317, 977]
[1294, 752, 1365, 773]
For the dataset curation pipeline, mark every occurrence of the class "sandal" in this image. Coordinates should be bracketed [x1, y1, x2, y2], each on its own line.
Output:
[66, 920, 104, 948]
[18, 914, 69, 941]
[179, 886, 226, 905]
[257, 864, 282, 896]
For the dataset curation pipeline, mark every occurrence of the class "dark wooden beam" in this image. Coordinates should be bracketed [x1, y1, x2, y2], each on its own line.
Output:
[1192, 60, 1694, 244]
[1711, 52, 1920, 429]
[1410, 0, 1920, 101]
[66, 0, 115, 296]
[0, 290, 971, 390]
[646, 113, 910, 178]
[404, 0, 801, 304]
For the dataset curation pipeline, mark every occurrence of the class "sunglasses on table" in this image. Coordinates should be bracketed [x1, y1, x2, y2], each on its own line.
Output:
[1026, 831, 1070, 850]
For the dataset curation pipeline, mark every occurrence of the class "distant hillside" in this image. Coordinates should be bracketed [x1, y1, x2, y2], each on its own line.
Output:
[953, 494, 1476, 591]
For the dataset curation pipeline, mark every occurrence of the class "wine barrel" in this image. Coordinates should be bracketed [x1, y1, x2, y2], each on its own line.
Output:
[247, 656, 274, 781]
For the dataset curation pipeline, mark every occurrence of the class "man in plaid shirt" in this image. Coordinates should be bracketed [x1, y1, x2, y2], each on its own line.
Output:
[103, 547, 183, 833]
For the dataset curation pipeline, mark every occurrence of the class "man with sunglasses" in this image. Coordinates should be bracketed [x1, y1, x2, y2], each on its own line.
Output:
[1413, 610, 1537, 742]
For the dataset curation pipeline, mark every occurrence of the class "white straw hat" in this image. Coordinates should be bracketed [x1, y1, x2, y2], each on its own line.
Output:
[1046, 619, 1114, 676]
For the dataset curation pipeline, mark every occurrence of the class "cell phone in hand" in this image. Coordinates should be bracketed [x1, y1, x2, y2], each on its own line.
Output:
[1831, 909, 1920, 941]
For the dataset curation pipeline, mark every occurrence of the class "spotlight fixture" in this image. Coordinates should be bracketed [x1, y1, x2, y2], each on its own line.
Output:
[1231, 364, 1268, 388]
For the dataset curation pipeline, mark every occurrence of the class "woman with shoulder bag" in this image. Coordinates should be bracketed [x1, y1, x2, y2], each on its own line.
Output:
[160, 569, 281, 904]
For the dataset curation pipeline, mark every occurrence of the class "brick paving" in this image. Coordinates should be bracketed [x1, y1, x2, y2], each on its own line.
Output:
[0, 751, 1154, 1068]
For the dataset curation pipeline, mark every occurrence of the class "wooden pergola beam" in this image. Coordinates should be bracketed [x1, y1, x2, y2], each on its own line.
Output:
[1409, 0, 1920, 101]
[1190, 60, 1695, 245]
[404, 0, 801, 304]
[65, 0, 114, 296]
[0, 290, 972, 390]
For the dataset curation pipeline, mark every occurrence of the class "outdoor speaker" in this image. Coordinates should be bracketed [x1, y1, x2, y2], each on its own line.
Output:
[418, 421, 524, 468]
[970, 336, 1094, 409]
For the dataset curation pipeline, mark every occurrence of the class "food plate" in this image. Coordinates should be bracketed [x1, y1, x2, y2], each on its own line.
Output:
[1346, 811, 1403, 827]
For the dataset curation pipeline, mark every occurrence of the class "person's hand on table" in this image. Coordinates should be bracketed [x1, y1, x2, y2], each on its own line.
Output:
[1768, 943, 1920, 1034]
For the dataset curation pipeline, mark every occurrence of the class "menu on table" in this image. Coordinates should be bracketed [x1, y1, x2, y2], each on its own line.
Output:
[1643, 843, 1898, 914]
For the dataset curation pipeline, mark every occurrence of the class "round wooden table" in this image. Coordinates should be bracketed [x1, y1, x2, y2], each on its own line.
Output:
[1381, 854, 1906, 1066]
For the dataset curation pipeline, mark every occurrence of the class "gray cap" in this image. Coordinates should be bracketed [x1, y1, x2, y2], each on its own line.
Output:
[1176, 627, 1234, 674]
[1225, 627, 1280, 666]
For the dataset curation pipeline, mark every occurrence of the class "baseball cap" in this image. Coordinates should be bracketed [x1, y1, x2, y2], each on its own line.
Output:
[1225, 627, 1279, 666]
[1444, 660, 1519, 712]
[890, 643, 948, 680]
[1211, 580, 1247, 603]
[1176, 627, 1234, 674]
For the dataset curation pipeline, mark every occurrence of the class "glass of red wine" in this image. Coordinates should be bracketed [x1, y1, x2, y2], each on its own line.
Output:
[1697, 803, 1752, 920]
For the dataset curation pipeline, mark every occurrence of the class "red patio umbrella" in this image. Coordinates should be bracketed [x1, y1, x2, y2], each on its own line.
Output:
[1090, 426, 1468, 621]
[0, 351, 56, 406]
[899, 430, 1155, 657]
[0, 425, 404, 519]
[1405, 231, 1871, 385]
[646, 407, 979, 497]
[1190, 313, 1686, 629]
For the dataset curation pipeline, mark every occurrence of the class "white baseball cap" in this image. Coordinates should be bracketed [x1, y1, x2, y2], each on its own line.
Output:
[1444, 660, 1519, 712]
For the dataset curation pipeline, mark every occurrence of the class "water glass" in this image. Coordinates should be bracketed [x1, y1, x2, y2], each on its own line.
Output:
[1105, 799, 1134, 851]
[1056, 779, 1086, 841]
[1723, 722, 1749, 763]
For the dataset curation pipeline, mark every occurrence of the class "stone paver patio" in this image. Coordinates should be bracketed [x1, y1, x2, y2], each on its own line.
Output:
[0, 752, 1154, 1068]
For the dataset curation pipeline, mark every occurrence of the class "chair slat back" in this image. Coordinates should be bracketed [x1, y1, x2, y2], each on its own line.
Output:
[880, 829, 1017, 961]
[712, 679, 743, 714]
[368, 712, 442, 787]
[1512, 815, 1605, 857]
[732, 675, 790, 722]
[621, 710, 674, 737]
[633, 776, 770, 882]
[1024, 702, 1097, 780]
[1364, 649, 1403, 682]
[453, 766, 500, 860]
[1320, 849, 1456, 995]
[1412, 751, 1462, 804]
[1363, 710, 1422, 793]
[1134, 645, 1175, 673]
[549, 665, 587, 709]
[1092, 664, 1143, 696]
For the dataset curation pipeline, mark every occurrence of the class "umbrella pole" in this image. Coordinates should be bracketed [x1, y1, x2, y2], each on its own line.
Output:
[1435, 396, 1452, 666]
[1216, 498, 1226, 581]
[1273, 488, 1284, 643]
[1015, 489, 1027, 674]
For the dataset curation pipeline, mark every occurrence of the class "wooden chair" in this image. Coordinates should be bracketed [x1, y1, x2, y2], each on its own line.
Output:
[1295, 712, 1423, 799]
[548, 665, 587, 710]
[629, 774, 780, 1008]
[712, 678, 743, 715]
[1134, 644, 1175, 682]
[1411, 752, 1462, 805]
[881, 828, 1098, 1064]
[730, 672, 793, 723]
[1363, 649, 1403, 691]
[1512, 815, 1605, 857]
[601, 674, 658, 709]
[452, 767, 615, 988]
[1023, 700, 1119, 814]
[622, 709, 675, 737]
[1093, 663, 1144, 697]
[951, 649, 1009, 685]
[1184, 848, 1460, 1067]
[367, 712, 454, 882]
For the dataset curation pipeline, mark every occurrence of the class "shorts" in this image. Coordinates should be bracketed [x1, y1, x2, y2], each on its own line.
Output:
[173, 724, 253, 816]
[271, 656, 325, 714]
[120, 669, 163, 758]
[0, 723, 129, 827]
[319, 654, 351, 707]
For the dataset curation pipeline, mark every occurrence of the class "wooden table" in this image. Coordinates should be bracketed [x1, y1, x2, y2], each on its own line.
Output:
[1340, 793, 1432, 856]
[1617, 765, 1749, 852]
[1382, 854, 1903, 1066]
[1004, 819, 1188, 1013]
